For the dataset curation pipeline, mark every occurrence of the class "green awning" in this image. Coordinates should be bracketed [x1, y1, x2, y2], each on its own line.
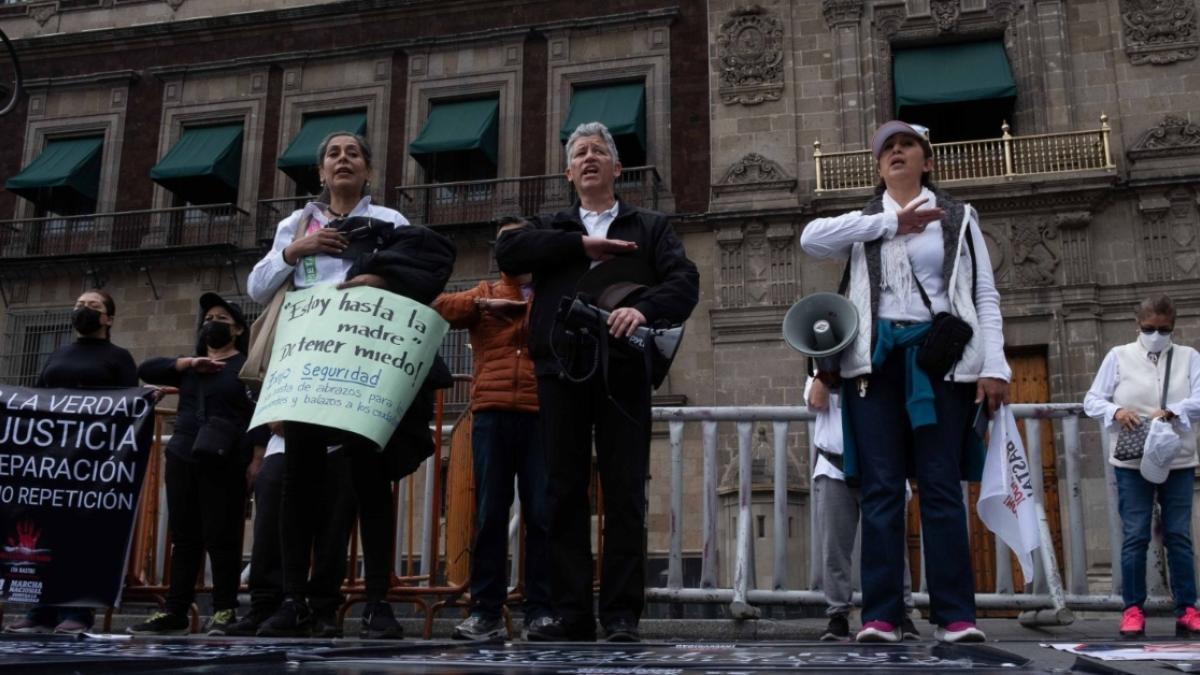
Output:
[278, 111, 367, 193]
[150, 124, 243, 204]
[409, 98, 499, 166]
[559, 82, 646, 144]
[6, 136, 103, 207]
[893, 40, 1016, 112]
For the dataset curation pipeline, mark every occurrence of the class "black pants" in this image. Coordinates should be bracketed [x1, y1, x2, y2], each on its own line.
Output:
[163, 451, 247, 615]
[281, 422, 395, 603]
[537, 360, 651, 635]
[248, 451, 355, 617]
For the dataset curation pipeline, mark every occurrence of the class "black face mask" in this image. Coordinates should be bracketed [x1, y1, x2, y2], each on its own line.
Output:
[200, 321, 234, 349]
[72, 307, 104, 335]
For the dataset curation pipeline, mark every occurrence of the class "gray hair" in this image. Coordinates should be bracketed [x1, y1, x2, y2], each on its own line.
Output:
[316, 131, 373, 200]
[564, 121, 619, 169]
[1136, 294, 1176, 323]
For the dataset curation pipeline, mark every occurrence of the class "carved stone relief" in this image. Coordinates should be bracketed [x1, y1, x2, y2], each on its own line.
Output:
[1055, 211, 1094, 285]
[1120, 0, 1198, 65]
[26, 2, 58, 27]
[1128, 115, 1200, 160]
[716, 5, 785, 105]
[716, 221, 798, 309]
[1139, 186, 1199, 281]
[822, 0, 864, 28]
[930, 0, 961, 33]
[713, 153, 797, 195]
[1011, 221, 1062, 286]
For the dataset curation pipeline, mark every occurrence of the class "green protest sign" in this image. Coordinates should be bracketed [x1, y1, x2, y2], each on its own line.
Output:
[249, 285, 448, 447]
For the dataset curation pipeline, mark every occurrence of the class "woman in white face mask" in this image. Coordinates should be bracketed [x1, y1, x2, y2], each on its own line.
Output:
[1085, 294, 1200, 639]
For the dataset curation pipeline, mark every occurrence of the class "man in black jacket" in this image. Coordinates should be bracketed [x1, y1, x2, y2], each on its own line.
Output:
[496, 122, 698, 642]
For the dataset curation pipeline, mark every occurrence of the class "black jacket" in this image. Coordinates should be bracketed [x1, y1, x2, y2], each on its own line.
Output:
[495, 200, 699, 377]
[348, 224, 456, 479]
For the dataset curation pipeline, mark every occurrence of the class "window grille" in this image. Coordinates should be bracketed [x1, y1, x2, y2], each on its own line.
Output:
[1, 308, 73, 386]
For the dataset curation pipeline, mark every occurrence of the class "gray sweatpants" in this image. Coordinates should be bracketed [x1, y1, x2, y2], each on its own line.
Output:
[814, 474, 915, 618]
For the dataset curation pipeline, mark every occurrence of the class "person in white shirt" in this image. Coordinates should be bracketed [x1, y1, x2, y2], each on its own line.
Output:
[1084, 295, 1200, 638]
[800, 120, 1009, 644]
[247, 131, 408, 640]
[807, 375, 918, 641]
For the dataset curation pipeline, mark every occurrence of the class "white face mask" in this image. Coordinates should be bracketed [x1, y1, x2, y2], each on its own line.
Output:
[1139, 331, 1172, 353]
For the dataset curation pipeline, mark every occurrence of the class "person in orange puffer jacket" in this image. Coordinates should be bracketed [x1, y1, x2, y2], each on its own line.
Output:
[433, 216, 551, 642]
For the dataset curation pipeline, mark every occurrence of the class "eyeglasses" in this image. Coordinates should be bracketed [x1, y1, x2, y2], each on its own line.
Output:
[1140, 326, 1173, 335]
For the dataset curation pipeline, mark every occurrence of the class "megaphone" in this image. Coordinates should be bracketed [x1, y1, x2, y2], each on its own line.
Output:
[557, 295, 684, 389]
[782, 292, 859, 373]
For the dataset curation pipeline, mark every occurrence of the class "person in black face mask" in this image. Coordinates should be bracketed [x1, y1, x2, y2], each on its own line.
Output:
[132, 293, 260, 636]
[4, 289, 137, 635]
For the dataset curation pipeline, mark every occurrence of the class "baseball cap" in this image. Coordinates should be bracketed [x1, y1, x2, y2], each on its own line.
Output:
[871, 121, 933, 159]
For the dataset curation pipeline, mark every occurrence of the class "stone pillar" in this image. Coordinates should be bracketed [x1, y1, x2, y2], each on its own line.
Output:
[823, 0, 868, 149]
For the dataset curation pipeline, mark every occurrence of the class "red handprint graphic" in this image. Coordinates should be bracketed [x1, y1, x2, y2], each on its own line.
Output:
[7, 521, 40, 550]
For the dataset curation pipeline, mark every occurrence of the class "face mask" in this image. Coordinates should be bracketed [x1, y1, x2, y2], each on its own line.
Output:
[72, 307, 103, 335]
[201, 321, 234, 349]
[1139, 331, 1172, 353]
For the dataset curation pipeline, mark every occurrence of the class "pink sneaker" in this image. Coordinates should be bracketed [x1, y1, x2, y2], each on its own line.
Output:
[1120, 606, 1145, 638]
[856, 620, 900, 643]
[1177, 607, 1200, 637]
[934, 620, 986, 643]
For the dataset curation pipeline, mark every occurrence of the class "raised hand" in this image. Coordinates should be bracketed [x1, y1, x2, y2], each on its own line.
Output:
[895, 197, 945, 236]
[582, 236, 638, 261]
[284, 227, 348, 263]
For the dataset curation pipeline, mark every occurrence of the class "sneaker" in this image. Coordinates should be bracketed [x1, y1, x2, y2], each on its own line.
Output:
[222, 611, 269, 637]
[205, 609, 238, 636]
[524, 615, 565, 641]
[256, 599, 312, 638]
[453, 614, 506, 641]
[1120, 606, 1145, 638]
[4, 617, 54, 634]
[901, 616, 921, 640]
[820, 615, 850, 641]
[1177, 607, 1200, 637]
[603, 618, 640, 643]
[856, 620, 901, 643]
[54, 619, 91, 635]
[127, 612, 190, 636]
[311, 609, 342, 638]
[360, 601, 402, 640]
[934, 621, 986, 643]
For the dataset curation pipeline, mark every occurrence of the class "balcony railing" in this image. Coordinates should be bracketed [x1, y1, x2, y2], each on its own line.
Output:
[396, 166, 662, 227]
[255, 196, 309, 244]
[813, 116, 1116, 192]
[0, 204, 251, 259]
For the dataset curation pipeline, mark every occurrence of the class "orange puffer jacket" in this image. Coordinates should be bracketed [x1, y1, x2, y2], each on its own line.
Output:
[433, 275, 538, 413]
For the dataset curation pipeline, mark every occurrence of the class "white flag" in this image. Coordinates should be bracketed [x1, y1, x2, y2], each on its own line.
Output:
[976, 404, 1041, 582]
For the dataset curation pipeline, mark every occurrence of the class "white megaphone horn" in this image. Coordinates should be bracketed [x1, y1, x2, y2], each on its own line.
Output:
[781, 292, 859, 373]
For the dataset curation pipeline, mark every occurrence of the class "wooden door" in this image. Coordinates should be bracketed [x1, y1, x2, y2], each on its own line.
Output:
[906, 348, 1064, 605]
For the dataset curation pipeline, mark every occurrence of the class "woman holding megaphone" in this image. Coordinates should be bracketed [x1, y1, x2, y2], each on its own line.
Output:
[800, 121, 1010, 644]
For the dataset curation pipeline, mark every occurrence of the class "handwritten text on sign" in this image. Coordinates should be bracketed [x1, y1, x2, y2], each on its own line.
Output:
[249, 285, 448, 447]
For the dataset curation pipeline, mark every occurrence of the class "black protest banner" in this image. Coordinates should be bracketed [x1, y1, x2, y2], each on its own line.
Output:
[0, 386, 156, 607]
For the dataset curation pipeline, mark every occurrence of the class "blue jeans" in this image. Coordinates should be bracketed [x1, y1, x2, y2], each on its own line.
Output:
[469, 410, 551, 621]
[1115, 467, 1196, 614]
[843, 347, 977, 627]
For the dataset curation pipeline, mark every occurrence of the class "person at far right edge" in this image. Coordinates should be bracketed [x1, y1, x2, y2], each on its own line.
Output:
[496, 121, 699, 642]
[800, 121, 1010, 644]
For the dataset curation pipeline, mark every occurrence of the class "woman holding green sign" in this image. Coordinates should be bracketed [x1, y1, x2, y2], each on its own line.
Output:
[247, 131, 425, 639]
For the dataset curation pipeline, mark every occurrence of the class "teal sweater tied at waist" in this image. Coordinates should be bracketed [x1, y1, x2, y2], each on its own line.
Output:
[840, 319, 986, 482]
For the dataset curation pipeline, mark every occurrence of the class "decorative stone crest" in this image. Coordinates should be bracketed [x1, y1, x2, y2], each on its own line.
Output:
[26, 1, 58, 27]
[716, 6, 785, 105]
[873, 6, 907, 38]
[714, 153, 796, 195]
[930, 0, 961, 33]
[1128, 115, 1200, 160]
[1120, 0, 1198, 65]
[1011, 221, 1061, 286]
[822, 0, 863, 29]
[988, 0, 1019, 25]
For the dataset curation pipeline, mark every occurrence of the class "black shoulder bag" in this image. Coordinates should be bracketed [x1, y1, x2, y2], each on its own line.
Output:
[191, 375, 242, 460]
[913, 227, 977, 379]
[1113, 348, 1173, 462]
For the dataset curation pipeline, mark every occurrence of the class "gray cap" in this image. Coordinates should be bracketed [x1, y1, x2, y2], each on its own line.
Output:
[871, 120, 932, 159]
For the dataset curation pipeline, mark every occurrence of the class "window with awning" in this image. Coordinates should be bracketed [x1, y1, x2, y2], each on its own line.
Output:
[893, 40, 1017, 143]
[6, 136, 103, 214]
[560, 81, 646, 167]
[150, 123, 244, 205]
[409, 97, 499, 183]
[278, 111, 367, 194]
